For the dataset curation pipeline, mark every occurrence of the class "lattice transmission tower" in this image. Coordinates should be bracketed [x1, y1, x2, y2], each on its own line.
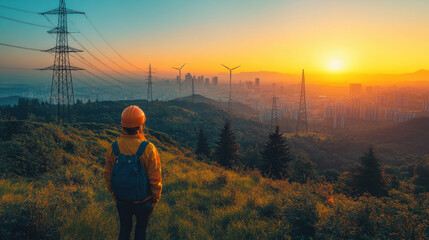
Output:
[40, 0, 84, 123]
[147, 64, 153, 102]
[296, 69, 308, 134]
[270, 95, 279, 131]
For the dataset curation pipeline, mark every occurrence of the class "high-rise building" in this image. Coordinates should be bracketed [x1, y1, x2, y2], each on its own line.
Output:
[349, 83, 362, 96]
[422, 100, 429, 112]
[198, 76, 204, 84]
[324, 102, 347, 119]
[205, 78, 210, 86]
[323, 103, 335, 118]
[394, 92, 409, 107]
[365, 86, 373, 95]
[255, 78, 260, 87]
[385, 108, 416, 123]
[347, 98, 361, 119]
[376, 96, 390, 106]
[212, 76, 218, 85]
[185, 73, 192, 84]
[394, 112, 416, 123]
[245, 81, 252, 88]
[334, 113, 346, 129]
[385, 108, 397, 121]
[364, 106, 380, 120]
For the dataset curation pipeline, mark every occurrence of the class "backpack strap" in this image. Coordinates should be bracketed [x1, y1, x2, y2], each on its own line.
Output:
[112, 141, 120, 156]
[136, 141, 150, 156]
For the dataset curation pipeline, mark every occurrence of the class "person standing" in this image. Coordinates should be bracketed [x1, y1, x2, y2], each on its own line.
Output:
[104, 105, 162, 240]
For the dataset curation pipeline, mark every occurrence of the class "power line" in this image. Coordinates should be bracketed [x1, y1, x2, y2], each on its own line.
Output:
[69, 34, 131, 85]
[85, 69, 124, 90]
[0, 4, 38, 14]
[0, 66, 34, 71]
[75, 71, 113, 89]
[73, 75, 100, 90]
[49, 17, 140, 82]
[70, 53, 126, 90]
[84, 14, 144, 71]
[70, 21, 141, 79]
[0, 15, 51, 28]
[0, 42, 43, 52]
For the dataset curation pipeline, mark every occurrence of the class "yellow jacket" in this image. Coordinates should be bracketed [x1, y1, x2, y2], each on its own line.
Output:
[104, 132, 162, 203]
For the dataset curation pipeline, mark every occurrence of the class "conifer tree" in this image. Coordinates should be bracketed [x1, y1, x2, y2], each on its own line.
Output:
[214, 120, 238, 167]
[261, 126, 292, 179]
[196, 128, 210, 156]
[352, 146, 387, 197]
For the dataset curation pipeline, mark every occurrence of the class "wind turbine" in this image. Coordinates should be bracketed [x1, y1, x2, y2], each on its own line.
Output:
[221, 64, 240, 112]
[172, 63, 186, 97]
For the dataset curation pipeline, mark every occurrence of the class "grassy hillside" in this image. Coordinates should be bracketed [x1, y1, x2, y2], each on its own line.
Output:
[1, 120, 428, 239]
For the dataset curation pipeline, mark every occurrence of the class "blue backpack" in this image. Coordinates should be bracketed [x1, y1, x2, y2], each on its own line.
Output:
[111, 141, 151, 201]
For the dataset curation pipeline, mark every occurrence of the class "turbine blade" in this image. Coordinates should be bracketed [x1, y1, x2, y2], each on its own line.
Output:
[231, 66, 241, 70]
[180, 63, 186, 69]
[221, 64, 230, 70]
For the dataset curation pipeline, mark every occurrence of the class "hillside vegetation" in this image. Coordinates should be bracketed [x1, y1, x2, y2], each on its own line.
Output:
[0, 120, 428, 240]
[2, 98, 428, 171]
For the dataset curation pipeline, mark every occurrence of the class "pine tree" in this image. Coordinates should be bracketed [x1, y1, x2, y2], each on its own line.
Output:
[261, 126, 292, 179]
[196, 128, 210, 156]
[353, 146, 387, 197]
[214, 120, 238, 168]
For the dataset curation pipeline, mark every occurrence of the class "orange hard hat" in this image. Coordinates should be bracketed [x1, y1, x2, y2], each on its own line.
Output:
[121, 105, 146, 128]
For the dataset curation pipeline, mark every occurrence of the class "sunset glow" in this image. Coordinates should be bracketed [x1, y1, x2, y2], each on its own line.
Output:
[328, 59, 344, 72]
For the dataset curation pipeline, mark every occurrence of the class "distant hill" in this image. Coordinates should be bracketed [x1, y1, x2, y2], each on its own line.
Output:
[2, 97, 427, 169]
[367, 117, 429, 155]
[174, 94, 260, 120]
[0, 96, 21, 106]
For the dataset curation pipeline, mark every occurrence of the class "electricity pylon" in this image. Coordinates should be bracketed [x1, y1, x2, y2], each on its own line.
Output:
[271, 95, 279, 131]
[221, 64, 240, 112]
[147, 64, 153, 102]
[40, 0, 84, 123]
[296, 69, 308, 134]
[172, 63, 185, 97]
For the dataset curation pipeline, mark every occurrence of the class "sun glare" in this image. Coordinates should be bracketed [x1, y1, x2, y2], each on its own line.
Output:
[328, 59, 344, 72]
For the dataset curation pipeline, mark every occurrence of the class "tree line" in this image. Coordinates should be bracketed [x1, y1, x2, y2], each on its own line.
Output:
[196, 120, 429, 197]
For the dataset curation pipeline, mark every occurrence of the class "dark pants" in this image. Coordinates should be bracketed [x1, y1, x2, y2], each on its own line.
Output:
[116, 199, 154, 240]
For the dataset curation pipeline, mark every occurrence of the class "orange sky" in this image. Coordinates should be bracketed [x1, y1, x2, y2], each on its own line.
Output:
[2, 0, 429, 84]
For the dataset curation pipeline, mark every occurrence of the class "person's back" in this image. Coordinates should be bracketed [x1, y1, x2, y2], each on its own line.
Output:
[104, 105, 162, 240]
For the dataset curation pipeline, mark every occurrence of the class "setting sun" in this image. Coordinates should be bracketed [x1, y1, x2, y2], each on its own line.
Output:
[328, 59, 344, 72]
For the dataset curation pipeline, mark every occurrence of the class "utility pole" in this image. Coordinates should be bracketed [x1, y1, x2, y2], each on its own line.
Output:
[221, 64, 240, 112]
[147, 64, 153, 102]
[40, 0, 84, 123]
[172, 63, 185, 98]
[271, 95, 279, 131]
[296, 69, 309, 134]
